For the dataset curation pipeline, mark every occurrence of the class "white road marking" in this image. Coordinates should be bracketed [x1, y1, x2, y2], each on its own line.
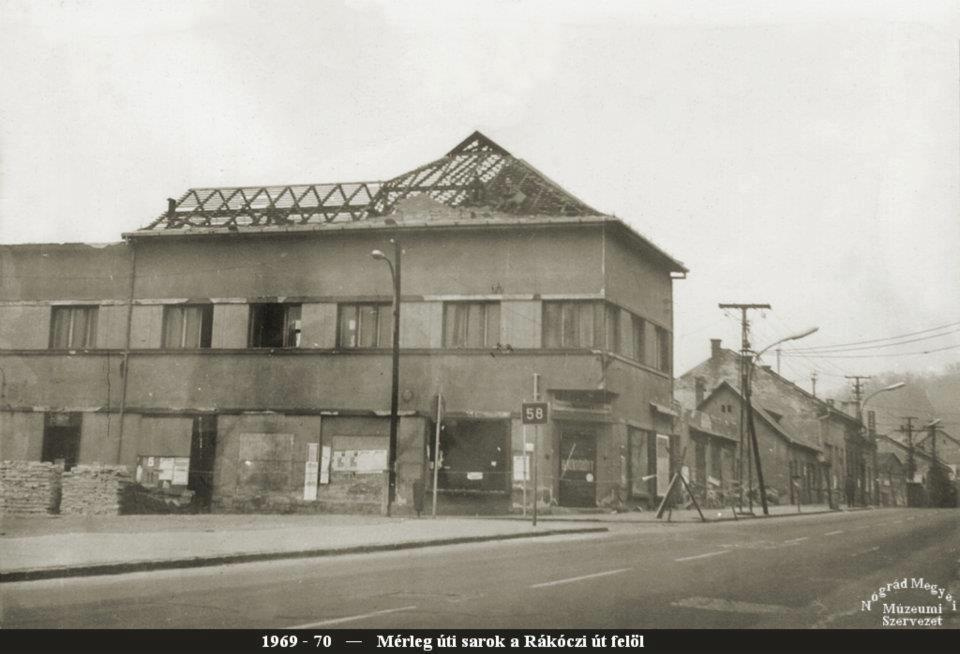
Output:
[824, 530, 844, 536]
[286, 605, 418, 628]
[530, 568, 631, 588]
[892, 520, 903, 524]
[907, 516, 916, 521]
[782, 536, 810, 545]
[672, 596, 791, 615]
[852, 546, 880, 557]
[674, 550, 730, 562]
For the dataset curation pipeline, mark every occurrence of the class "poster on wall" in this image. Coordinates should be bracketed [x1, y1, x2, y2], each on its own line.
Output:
[303, 461, 319, 500]
[331, 448, 387, 473]
[319, 446, 331, 484]
[512, 454, 530, 482]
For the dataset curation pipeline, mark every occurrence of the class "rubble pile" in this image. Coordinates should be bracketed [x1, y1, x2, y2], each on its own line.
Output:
[0, 461, 62, 515]
[60, 465, 132, 515]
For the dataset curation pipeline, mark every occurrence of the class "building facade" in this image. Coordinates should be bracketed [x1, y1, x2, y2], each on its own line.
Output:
[0, 132, 687, 515]
[675, 338, 869, 507]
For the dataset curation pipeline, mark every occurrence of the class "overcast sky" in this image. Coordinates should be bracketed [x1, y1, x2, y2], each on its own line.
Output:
[1, 0, 958, 395]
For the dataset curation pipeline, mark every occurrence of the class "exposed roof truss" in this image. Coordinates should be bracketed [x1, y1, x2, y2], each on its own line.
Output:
[145, 131, 599, 231]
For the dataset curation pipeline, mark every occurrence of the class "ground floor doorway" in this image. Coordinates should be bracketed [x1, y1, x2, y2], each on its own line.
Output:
[42, 412, 82, 470]
[558, 430, 597, 507]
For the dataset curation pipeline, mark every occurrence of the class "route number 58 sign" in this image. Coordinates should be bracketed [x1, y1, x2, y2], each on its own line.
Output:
[521, 402, 549, 424]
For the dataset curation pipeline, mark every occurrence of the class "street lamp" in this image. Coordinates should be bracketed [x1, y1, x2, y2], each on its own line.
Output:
[745, 326, 819, 515]
[371, 239, 401, 516]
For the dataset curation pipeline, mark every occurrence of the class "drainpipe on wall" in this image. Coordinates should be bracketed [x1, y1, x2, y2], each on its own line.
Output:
[115, 222, 144, 465]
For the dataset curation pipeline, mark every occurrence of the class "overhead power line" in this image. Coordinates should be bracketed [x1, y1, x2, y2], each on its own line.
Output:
[789, 319, 960, 352]
[780, 343, 960, 359]
[787, 327, 960, 354]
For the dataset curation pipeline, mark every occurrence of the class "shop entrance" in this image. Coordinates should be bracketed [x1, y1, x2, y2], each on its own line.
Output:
[42, 413, 82, 470]
[558, 431, 597, 507]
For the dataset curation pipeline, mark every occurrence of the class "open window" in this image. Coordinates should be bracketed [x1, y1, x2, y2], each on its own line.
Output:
[249, 303, 302, 348]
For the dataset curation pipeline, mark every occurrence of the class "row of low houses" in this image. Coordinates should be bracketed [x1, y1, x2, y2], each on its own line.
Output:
[1, 131, 954, 516]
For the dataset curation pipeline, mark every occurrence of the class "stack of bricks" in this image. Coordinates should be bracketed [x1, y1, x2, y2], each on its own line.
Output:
[60, 465, 132, 515]
[0, 461, 62, 516]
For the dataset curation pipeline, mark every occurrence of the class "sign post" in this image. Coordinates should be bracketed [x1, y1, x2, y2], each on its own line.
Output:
[522, 375, 547, 526]
[432, 386, 443, 518]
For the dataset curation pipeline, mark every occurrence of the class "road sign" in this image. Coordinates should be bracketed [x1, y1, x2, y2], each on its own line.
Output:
[522, 402, 549, 424]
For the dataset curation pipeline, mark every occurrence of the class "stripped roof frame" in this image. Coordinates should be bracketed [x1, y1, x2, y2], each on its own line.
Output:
[145, 131, 599, 231]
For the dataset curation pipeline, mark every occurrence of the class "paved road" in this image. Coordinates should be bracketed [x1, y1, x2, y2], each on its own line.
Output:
[2, 509, 958, 629]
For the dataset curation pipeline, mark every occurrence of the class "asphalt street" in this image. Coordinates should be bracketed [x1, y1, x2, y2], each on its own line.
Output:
[2, 508, 958, 629]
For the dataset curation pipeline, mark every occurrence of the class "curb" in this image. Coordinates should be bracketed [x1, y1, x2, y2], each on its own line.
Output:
[0, 526, 608, 583]
[483, 508, 850, 524]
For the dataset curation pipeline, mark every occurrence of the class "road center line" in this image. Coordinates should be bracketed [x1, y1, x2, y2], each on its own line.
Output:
[530, 568, 631, 588]
[782, 537, 810, 545]
[675, 550, 730, 562]
[286, 605, 418, 629]
[824, 530, 844, 536]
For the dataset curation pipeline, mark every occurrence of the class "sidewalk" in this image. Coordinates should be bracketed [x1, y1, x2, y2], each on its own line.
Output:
[0, 514, 606, 582]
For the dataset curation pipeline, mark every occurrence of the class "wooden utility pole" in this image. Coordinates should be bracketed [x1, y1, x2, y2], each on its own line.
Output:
[845, 375, 872, 422]
[718, 302, 770, 514]
[811, 372, 818, 398]
[899, 417, 918, 481]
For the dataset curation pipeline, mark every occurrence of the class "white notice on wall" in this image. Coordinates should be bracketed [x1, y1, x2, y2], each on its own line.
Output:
[513, 455, 530, 482]
[307, 442, 319, 463]
[320, 446, 331, 484]
[158, 457, 174, 481]
[304, 461, 319, 500]
[172, 457, 190, 486]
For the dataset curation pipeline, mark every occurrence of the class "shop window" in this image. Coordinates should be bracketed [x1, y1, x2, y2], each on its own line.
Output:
[338, 303, 391, 349]
[443, 302, 500, 348]
[162, 304, 213, 349]
[628, 428, 652, 498]
[249, 303, 301, 348]
[49, 305, 98, 349]
[436, 419, 509, 492]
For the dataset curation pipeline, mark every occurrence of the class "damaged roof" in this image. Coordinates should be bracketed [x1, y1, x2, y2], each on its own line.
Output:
[145, 131, 597, 230]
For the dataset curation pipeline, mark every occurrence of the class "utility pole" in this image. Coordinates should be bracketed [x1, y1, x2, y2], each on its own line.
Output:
[776, 347, 781, 375]
[899, 417, 917, 481]
[811, 372, 818, 398]
[719, 302, 770, 514]
[845, 375, 872, 422]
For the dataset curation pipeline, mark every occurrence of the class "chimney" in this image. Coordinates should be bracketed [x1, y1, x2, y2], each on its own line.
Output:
[826, 399, 835, 407]
[761, 365, 772, 373]
[710, 338, 722, 360]
[695, 376, 706, 406]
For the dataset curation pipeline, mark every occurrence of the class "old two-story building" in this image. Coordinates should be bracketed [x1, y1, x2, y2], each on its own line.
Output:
[675, 338, 869, 507]
[0, 131, 687, 515]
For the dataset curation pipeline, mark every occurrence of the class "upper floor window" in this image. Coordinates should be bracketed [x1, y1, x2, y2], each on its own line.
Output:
[542, 301, 625, 352]
[338, 303, 392, 349]
[542, 301, 603, 349]
[50, 305, 98, 349]
[249, 303, 301, 348]
[655, 325, 671, 374]
[443, 302, 500, 348]
[605, 304, 622, 355]
[632, 315, 646, 365]
[163, 304, 213, 349]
